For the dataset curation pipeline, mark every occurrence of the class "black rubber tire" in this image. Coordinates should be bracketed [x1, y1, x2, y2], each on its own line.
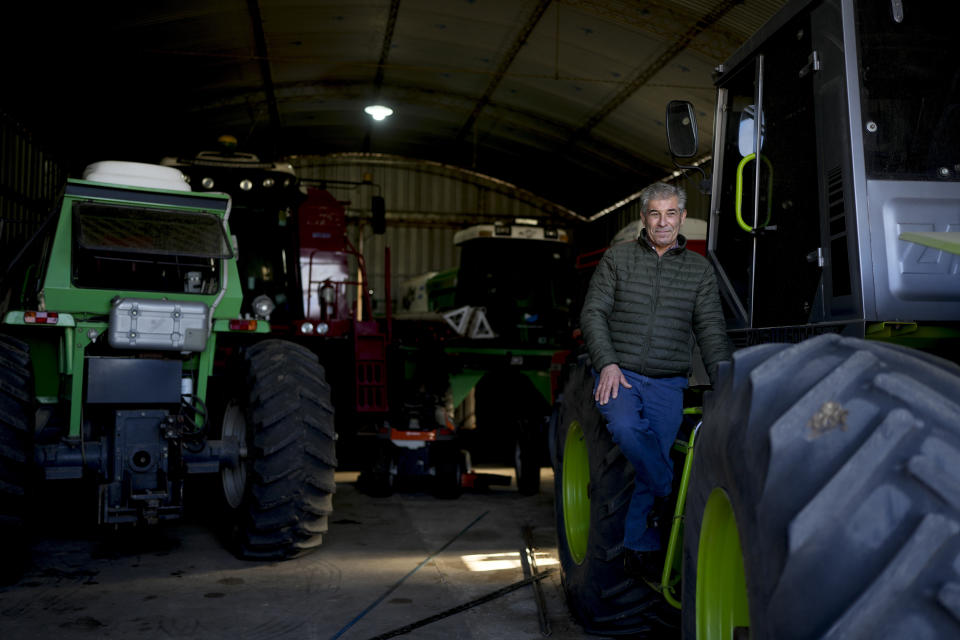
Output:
[547, 400, 562, 472]
[514, 418, 541, 496]
[358, 440, 396, 498]
[432, 443, 463, 499]
[554, 362, 679, 636]
[0, 334, 34, 584]
[232, 339, 336, 560]
[684, 334, 960, 639]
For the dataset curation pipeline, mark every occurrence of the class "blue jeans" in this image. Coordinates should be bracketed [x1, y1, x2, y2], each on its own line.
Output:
[593, 369, 687, 552]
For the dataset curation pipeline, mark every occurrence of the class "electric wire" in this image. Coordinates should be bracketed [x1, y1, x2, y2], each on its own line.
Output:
[363, 569, 556, 640]
[328, 509, 490, 640]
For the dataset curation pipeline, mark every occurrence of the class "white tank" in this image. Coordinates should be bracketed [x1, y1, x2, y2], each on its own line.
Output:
[82, 161, 191, 192]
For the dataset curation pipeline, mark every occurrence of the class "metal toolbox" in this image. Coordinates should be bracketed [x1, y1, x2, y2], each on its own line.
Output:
[108, 297, 210, 352]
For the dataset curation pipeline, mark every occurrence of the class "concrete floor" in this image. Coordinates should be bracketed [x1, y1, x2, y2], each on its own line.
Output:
[0, 467, 631, 640]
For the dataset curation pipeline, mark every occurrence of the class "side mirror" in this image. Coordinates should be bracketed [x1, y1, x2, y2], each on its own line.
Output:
[371, 196, 386, 234]
[737, 105, 765, 158]
[665, 100, 699, 158]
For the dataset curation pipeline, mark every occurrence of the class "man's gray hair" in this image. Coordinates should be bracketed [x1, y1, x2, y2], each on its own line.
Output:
[640, 182, 687, 213]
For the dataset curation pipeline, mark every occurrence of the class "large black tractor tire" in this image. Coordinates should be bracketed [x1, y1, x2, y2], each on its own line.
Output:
[554, 362, 679, 636]
[231, 339, 336, 560]
[0, 334, 34, 584]
[514, 416, 541, 496]
[684, 334, 960, 639]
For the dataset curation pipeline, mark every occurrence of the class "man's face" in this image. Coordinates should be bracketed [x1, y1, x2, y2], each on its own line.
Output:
[642, 196, 687, 251]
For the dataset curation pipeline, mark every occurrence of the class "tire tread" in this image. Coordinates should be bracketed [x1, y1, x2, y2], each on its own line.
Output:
[233, 340, 336, 560]
[554, 362, 678, 636]
[685, 335, 960, 639]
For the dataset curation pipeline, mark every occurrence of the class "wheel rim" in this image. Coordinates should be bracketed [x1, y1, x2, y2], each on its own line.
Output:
[514, 439, 523, 479]
[562, 419, 590, 564]
[221, 401, 248, 509]
[696, 488, 750, 639]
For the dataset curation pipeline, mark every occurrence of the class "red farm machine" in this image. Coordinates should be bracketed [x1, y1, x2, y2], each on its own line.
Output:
[161, 144, 391, 463]
[163, 141, 578, 499]
[162, 142, 474, 497]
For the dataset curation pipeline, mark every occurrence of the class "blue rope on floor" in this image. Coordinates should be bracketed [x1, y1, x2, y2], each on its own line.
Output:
[329, 509, 491, 640]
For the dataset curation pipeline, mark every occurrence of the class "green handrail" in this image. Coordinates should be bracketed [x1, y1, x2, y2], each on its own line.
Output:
[735, 153, 773, 232]
[662, 421, 700, 609]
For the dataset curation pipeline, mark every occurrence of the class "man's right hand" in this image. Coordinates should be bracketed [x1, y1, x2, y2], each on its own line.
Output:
[595, 363, 631, 405]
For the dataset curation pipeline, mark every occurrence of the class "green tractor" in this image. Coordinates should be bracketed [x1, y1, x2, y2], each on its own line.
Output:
[553, 1, 960, 637]
[386, 220, 577, 496]
[0, 161, 336, 583]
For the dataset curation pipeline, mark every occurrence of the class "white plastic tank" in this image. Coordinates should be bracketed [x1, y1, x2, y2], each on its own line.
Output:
[82, 161, 192, 192]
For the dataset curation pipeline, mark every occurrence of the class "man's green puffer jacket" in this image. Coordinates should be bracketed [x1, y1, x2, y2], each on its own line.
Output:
[580, 229, 731, 385]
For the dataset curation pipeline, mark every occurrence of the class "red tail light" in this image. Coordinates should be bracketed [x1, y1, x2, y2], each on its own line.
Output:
[229, 319, 258, 331]
[24, 311, 59, 324]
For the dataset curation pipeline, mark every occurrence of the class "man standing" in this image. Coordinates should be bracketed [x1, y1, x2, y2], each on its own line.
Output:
[580, 182, 730, 583]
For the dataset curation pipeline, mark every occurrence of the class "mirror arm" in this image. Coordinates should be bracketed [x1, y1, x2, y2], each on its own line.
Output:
[670, 159, 710, 194]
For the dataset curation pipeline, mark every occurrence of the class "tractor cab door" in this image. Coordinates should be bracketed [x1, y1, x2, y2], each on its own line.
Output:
[709, 4, 849, 331]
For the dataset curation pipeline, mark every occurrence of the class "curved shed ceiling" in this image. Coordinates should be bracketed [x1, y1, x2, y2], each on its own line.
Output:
[3, 0, 787, 215]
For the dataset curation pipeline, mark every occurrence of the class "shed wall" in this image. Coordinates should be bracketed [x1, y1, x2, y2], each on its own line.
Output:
[291, 154, 579, 314]
[0, 111, 66, 313]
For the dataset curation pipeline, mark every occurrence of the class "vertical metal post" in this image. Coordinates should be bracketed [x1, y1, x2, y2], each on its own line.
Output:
[384, 245, 392, 344]
[748, 55, 765, 328]
[356, 229, 365, 322]
[521, 525, 551, 636]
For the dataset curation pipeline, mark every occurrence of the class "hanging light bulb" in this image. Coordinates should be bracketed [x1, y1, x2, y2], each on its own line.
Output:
[364, 105, 394, 121]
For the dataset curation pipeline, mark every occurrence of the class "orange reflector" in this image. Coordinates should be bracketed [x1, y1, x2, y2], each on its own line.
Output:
[24, 311, 59, 324]
[389, 428, 439, 442]
[229, 319, 258, 331]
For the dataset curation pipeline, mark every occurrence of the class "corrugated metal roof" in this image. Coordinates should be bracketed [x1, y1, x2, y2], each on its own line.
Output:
[3, 0, 789, 215]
